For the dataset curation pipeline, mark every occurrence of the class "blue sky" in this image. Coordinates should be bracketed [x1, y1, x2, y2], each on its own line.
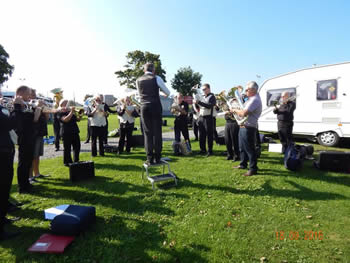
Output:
[1, 0, 350, 101]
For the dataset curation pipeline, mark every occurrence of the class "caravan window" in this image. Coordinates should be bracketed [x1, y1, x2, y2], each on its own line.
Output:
[317, 79, 337, 100]
[266, 88, 296, 106]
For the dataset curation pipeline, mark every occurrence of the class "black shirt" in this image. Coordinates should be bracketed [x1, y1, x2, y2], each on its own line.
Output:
[273, 101, 296, 122]
[175, 101, 189, 123]
[58, 111, 80, 135]
[34, 111, 48, 137]
[13, 104, 35, 145]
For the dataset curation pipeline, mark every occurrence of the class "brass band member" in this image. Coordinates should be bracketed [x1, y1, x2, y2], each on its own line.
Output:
[87, 95, 107, 156]
[0, 94, 23, 240]
[136, 63, 170, 165]
[117, 96, 139, 153]
[273, 91, 296, 153]
[58, 100, 81, 165]
[232, 81, 262, 176]
[193, 83, 216, 157]
[99, 94, 117, 145]
[52, 88, 63, 151]
[224, 98, 240, 161]
[29, 89, 49, 183]
[15, 86, 42, 193]
[171, 93, 191, 153]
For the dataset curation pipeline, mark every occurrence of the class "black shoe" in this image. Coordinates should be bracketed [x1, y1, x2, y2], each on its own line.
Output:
[226, 156, 233, 160]
[55, 148, 60, 152]
[84, 141, 90, 144]
[0, 231, 21, 241]
[199, 150, 207, 155]
[206, 152, 213, 157]
[4, 217, 20, 225]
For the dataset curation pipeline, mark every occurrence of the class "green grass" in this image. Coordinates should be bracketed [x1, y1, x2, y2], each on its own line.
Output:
[1, 140, 349, 262]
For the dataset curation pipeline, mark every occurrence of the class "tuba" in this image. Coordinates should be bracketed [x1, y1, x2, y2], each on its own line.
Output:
[231, 89, 248, 125]
[191, 84, 204, 102]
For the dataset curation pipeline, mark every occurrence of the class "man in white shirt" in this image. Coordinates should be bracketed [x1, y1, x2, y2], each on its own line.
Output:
[136, 63, 170, 164]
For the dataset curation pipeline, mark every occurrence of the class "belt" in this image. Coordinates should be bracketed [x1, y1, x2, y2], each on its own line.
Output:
[239, 125, 245, 128]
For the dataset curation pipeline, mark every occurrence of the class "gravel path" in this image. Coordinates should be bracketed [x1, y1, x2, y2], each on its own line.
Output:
[14, 127, 224, 162]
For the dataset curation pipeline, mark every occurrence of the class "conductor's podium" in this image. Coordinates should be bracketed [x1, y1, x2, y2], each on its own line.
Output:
[142, 159, 177, 189]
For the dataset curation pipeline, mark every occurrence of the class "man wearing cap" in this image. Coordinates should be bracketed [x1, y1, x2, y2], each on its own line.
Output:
[136, 63, 170, 164]
[193, 83, 216, 157]
[232, 81, 262, 176]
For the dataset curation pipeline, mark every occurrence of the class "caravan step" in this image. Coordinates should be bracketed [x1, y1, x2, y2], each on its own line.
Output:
[147, 173, 177, 189]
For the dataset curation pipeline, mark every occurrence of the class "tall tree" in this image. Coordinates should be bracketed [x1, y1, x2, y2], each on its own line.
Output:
[0, 44, 14, 85]
[171, 66, 202, 96]
[115, 50, 166, 90]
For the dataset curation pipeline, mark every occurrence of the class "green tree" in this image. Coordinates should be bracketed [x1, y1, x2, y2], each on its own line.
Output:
[0, 44, 14, 85]
[115, 50, 166, 90]
[171, 66, 202, 96]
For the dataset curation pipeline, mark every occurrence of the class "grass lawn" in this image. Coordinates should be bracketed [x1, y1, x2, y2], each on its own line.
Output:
[1, 140, 349, 262]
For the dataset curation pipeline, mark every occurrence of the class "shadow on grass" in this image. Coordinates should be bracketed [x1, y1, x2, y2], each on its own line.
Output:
[1, 215, 209, 263]
[179, 178, 348, 201]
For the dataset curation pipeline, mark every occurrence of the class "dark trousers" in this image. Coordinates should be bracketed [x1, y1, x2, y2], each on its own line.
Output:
[198, 116, 214, 153]
[278, 121, 294, 153]
[239, 127, 258, 172]
[91, 126, 105, 156]
[17, 142, 34, 191]
[104, 119, 108, 144]
[213, 117, 218, 142]
[0, 150, 14, 232]
[54, 122, 61, 150]
[86, 118, 91, 142]
[174, 119, 190, 144]
[192, 118, 199, 140]
[141, 103, 162, 162]
[63, 133, 80, 164]
[119, 122, 134, 153]
[225, 121, 240, 158]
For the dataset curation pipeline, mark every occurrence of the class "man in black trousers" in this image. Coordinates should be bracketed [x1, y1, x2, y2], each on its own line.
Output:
[224, 101, 240, 161]
[0, 95, 23, 240]
[15, 86, 42, 193]
[136, 63, 170, 164]
[273, 91, 296, 153]
[194, 83, 216, 157]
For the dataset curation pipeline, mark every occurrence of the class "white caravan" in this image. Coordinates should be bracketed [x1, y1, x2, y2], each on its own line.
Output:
[258, 62, 350, 147]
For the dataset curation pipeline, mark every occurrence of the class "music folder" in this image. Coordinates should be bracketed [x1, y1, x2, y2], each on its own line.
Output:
[28, 234, 75, 253]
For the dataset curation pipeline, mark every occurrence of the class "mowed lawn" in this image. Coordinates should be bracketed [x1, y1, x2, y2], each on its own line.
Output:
[1, 133, 349, 262]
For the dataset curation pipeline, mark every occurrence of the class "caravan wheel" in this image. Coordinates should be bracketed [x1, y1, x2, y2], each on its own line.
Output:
[317, 131, 339, 147]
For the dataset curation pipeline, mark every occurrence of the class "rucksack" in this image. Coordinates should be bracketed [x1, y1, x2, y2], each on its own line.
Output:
[284, 144, 307, 171]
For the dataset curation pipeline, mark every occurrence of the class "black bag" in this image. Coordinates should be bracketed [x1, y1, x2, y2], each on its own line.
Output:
[68, 161, 95, 182]
[51, 205, 96, 236]
[104, 144, 118, 153]
[130, 135, 144, 147]
[314, 151, 350, 173]
[284, 144, 306, 171]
